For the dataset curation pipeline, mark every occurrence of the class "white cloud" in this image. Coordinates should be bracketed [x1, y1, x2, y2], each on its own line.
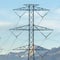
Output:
[0, 21, 12, 27]
[38, 19, 60, 31]
[54, 8, 60, 14]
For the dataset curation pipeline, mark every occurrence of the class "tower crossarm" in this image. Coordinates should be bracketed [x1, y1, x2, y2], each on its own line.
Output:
[13, 4, 49, 11]
[13, 7, 49, 11]
[9, 25, 29, 31]
[9, 25, 53, 31]
[34, 25, 53, 31]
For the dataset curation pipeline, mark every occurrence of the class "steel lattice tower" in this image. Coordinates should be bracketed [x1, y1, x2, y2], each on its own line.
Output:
[10, 4, 53, 60]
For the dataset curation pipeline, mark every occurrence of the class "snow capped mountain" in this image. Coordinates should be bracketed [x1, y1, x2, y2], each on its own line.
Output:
[0, 45, 60, 60]
[11, 45, 48, 57]
[47, 47, 60, 55]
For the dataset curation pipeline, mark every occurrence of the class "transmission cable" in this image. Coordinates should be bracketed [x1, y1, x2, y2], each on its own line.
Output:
[13, 45, 28, 50]
[10, 30, 23, 38]
[0, 32, 12, 48]
[35, 25, 53, 38]
[36, 50, 49, 60]
[6, 32, 23, 52]
[14, 11, 26, 26]
[36, 11, 49, 25]
[34, 25, 54, 46]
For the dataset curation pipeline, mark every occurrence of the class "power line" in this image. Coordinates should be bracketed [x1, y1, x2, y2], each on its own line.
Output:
[36, 11, 49, 24]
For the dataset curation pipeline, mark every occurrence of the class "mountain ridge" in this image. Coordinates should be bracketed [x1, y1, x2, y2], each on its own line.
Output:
[0, 45, 60, 60]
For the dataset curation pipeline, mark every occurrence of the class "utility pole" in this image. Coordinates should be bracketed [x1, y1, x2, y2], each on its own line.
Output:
[10, 4, 53, 60]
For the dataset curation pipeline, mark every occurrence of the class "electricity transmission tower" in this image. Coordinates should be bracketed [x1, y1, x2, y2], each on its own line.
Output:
[10, 4, 53, 60]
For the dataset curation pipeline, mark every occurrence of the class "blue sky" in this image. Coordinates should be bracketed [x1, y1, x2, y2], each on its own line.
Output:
[0, 0, 60, 54]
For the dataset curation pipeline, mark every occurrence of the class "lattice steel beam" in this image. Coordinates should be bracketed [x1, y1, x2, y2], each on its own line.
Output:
[9, 4, 53, 60]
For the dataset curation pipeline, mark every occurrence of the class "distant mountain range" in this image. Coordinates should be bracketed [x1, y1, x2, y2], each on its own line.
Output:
[0, 45, 60, 60]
